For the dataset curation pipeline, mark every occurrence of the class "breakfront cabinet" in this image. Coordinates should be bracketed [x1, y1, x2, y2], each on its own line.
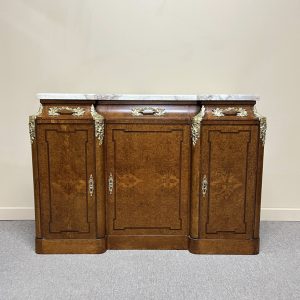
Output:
[29, 94, 266, 254]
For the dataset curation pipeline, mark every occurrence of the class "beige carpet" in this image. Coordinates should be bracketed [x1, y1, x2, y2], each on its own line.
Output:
[0, 221, 299, 300]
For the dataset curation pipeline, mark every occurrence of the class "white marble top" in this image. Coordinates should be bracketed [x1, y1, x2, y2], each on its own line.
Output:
[37, 93, 259, 101]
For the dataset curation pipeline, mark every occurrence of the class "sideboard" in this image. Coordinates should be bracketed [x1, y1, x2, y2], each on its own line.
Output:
[29, 93, 266, 254]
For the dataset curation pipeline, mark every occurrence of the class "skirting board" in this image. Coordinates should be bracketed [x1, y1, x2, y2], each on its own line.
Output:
[0, 207, 35, 220]
[0, 207, 300, 221]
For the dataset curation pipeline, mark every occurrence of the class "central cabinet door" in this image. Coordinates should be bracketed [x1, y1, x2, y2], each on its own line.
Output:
[106, 124, 190, 236]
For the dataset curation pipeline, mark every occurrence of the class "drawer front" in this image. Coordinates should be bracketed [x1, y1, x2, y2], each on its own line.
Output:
[106, 124, 190, 236]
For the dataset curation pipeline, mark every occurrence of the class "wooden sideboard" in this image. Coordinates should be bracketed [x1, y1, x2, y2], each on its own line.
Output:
[29, 94, 266, 254]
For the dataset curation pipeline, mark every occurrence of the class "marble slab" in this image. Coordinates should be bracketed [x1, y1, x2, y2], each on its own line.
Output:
[37, 93, 99, 100]
[37, 93, 259, 101]
[197, 94, 260, 101]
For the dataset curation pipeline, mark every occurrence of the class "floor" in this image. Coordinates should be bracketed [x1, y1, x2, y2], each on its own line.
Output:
[0, 222, 299, 300]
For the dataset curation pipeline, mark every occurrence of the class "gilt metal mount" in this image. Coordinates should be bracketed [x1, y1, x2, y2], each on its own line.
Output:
[253, 106, 267, 145]
[202, 175, 208, 197]
[212, 107, 248, 117]
[29, 104, 43, 144]
[89, 175, 94, 197]
[191, 106, 205, 146]
[48, 106, 85, 117]
[91, 105, 105, 145]
[108, 173, 114, 194]
[131, 107, 166, 116]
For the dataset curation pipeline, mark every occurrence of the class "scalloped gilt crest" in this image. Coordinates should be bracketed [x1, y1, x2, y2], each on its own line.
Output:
[48, 106, 85, 117]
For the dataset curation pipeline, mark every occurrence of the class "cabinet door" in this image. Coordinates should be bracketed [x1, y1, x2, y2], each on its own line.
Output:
[37, 124, 96, 239]
[106, 124, 190, 236]
[200, 125, 259, 239]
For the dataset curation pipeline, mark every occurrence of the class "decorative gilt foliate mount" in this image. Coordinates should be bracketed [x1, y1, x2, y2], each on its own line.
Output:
[212, 107, 248, 117]
[91, 105, 105, 145]
[131, 107, 166, 116]
[29, 104, 43, 144]
[191, 106, 205, 146]
[48, 106, 85, 116]
[253, 106, 267, 145]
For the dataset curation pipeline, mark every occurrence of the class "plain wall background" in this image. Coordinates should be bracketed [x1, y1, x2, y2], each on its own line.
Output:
[0, 0, 299, 220]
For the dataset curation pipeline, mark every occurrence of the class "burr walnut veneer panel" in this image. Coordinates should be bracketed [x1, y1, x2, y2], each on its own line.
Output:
[106, 124, 190, 240]
[37, 124, 96, 240]
[200, 125, 258, 239]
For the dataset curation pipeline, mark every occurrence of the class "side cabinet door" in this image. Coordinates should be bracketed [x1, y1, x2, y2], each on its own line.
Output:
[200, 125, 259, 239]
[106, 124, 190, 236]
[37, 124, 96, 239]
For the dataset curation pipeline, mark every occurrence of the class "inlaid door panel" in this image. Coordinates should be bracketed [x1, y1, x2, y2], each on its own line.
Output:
[106, 124, 190, 235]
[37, 124, 96, 239]
[200, 125, 259, 239]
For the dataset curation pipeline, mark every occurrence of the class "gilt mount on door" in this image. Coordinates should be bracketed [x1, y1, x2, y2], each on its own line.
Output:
[30, 93, 266, 254]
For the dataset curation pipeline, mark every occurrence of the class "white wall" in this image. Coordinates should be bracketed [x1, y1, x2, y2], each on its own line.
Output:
[0, 0, 299, 220]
